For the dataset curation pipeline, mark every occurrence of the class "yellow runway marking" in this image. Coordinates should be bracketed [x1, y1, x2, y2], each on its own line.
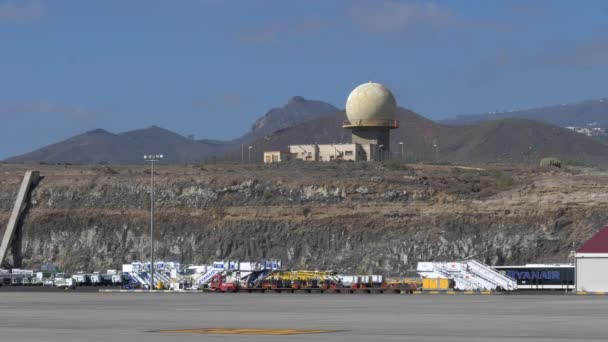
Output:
[158, 328, 335, 335]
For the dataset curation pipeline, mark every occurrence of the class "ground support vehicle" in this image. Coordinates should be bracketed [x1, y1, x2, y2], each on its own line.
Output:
[53, 273, 76, 289]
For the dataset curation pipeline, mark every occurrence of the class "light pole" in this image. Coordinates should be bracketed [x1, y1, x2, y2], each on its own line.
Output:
[248, 145, 253, 163]
[432, 143, 439, 163]
[432, 137, 439, 163]
[144, 154, 163, 290]
[398, 141, 404, 161]
[378, 144, 384, 161]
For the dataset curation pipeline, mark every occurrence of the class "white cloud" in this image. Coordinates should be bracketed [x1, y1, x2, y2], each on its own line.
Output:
[0, 0, 45, 25]
[236, 17, 330, 45]
[349, 1, 454, 33]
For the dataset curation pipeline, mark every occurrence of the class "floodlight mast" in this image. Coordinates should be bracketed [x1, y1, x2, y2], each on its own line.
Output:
[143, 154, 163, 289]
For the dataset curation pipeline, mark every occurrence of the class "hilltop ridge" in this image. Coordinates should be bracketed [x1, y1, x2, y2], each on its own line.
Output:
[6, 97, 608, 166]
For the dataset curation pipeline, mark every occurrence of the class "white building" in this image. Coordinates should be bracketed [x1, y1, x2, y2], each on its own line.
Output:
[576, 226, 608, 293]
[263, 151, 291, 164]
[288, 144, 318, 161]
[565, 126, 606, 137]
[287, 143, 381, 162]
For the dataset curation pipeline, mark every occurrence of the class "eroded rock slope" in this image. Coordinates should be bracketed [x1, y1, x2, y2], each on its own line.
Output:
[1, 162, 607, 274]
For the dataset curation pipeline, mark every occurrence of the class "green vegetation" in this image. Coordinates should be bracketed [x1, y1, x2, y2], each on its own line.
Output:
[143, 196, 151, 210]
[301, 207, 312, 217]
[480, 170, 516, 191]
[562, 160, 587, 167]
[102, 166, 118, 175]
[262, 188, 273, 199]
[383, 160, 410, 171]
[540, 157, 562, 168]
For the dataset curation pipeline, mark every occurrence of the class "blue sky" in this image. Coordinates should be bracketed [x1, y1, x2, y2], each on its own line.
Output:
[1, 0, 608, 158]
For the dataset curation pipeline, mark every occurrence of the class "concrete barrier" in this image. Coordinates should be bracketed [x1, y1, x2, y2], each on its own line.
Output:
[0, 171, 40, 266]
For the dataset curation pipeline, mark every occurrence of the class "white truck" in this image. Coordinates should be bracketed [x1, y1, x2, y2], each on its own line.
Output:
[53, 273, 75, 289]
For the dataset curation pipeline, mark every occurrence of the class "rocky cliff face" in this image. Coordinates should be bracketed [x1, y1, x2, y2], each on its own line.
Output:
[1, 163, 607, 274]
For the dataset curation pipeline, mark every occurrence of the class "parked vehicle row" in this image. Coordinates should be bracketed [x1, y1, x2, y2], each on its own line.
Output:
[0, 269, 124, 288]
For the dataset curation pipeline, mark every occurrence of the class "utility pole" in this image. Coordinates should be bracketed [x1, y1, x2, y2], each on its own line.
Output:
[432, 138, 440, 163]
[144, 154, 163, 290]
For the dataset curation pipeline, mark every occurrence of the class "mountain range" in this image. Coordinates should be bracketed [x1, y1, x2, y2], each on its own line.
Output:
[245, 108, 608, 166]
[5, 97, 339, 164]
[441, 98, 608, 128]
[5, 96, 608, 166]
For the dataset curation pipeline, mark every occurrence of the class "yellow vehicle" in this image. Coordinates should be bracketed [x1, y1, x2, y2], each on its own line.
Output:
[422, 277, 453, 290]
[264, 271, 341, 289]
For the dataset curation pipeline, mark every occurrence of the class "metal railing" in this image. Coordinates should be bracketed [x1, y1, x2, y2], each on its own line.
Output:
[342, 119, 399, 128]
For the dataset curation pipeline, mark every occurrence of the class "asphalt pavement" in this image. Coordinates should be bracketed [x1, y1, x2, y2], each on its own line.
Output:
[0, 292, 607, 342]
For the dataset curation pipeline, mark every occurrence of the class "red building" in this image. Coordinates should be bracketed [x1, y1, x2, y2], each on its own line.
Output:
[576, 227, 608, 292]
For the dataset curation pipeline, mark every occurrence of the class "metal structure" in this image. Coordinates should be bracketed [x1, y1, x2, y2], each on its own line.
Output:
[144, 154, 163, 289]
[417, 260, 518, 291]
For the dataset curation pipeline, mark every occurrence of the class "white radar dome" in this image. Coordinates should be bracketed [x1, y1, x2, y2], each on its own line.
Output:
[345, 82, 397, 123]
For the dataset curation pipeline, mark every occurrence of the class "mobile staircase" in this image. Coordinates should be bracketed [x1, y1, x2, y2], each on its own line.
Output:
[152, 270, 171, 287]
[245, 269, 275, 288]
[465, 260, 517, 291]
[417, 260, 517, 291]
[131, 272, 151, 289]
[433, 263, 487, 291]
[193, 261, 227, 288]
[123, 262, 150, 289]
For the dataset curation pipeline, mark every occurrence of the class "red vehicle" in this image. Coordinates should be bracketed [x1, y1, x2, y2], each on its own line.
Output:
[208, 274, 239, 293]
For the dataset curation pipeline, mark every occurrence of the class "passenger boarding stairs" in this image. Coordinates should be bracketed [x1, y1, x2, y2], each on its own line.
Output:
[126, 271, 149, 289]
[466, 260, 517, 291]
[122, 261, 176, 289]
[418, 260, 517, 291]
[152, 270, 171, 285]
[246, 269, 274, 288]
[194, 268, 221, 286]
[433, 263, 486, 291]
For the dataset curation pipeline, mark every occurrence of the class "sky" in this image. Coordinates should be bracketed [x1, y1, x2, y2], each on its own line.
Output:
[1, 0, 608, 159]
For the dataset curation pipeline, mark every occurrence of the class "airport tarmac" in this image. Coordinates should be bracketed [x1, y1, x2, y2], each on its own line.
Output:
[1, 292, 607, 342]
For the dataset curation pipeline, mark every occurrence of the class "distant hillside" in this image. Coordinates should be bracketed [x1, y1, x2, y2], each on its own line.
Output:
[4, 126, 221, 164]
[442, 98, 608, 128]
[234, 96, 339, 145]
[7, 95, 608, 166]
[5, 97, 339, 164]
[242, 108, 608, 166]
